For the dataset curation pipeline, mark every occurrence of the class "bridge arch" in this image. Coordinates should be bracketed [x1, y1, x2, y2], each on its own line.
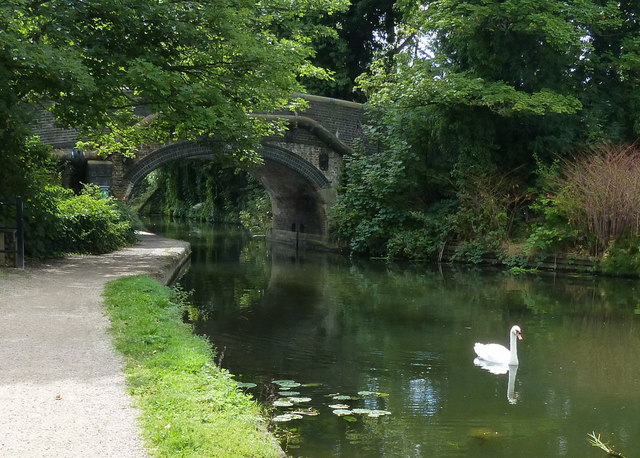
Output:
[122, 140, 336, 240]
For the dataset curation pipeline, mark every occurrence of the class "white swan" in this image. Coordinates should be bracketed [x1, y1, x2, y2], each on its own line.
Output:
[473, 325, 523, 366]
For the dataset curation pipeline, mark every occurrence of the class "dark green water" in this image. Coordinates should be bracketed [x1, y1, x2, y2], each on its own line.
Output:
[146, 218, 640, 457]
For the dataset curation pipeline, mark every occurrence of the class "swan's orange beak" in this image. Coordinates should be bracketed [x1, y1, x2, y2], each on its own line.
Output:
[516, 331, 523, 340]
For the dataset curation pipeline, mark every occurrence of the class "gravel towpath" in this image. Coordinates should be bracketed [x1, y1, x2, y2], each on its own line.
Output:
[0, 232, 190, 457]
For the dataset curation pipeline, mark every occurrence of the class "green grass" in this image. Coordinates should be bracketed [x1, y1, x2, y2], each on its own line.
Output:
[102, 275, 283, 457]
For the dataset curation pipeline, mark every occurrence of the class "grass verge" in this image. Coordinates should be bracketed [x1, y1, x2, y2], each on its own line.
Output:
[102, 275, 283, 457]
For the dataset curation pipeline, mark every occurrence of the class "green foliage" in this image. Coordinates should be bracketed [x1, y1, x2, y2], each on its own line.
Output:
[27, 184, 137, 257]
[302, 0, 399, 100]
[330, 128, 417, 255]
[103, 275, 282, 457]
[2, 0, 350, 259]
[139, 160, 271, 231]
[601, 239, 640, 278]
[239, 191, 272, 234]
[331, 0, 640, 265]
[521, 195, 583, 256]
[507, 266, 539, 276]
[2, 0, 348, 159]
[386, 203, 457, 261]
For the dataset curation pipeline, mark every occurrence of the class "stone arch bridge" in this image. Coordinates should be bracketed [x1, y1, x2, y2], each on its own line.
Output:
[34, 94, 372, 247]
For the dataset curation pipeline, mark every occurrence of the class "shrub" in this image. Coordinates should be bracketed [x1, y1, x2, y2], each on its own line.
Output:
[239, 189, 272, 234]
[600, 238, 640, 277]
[521, 195, 584, 256]
[54, 184, 137, 254]
[26, 184, 137, 257]
[556, 143, 640, 251]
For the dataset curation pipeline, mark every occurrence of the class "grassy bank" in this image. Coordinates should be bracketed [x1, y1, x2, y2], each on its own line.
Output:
[102, 275, 283, 457]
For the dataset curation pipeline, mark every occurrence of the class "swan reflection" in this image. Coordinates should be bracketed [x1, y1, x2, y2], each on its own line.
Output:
[473, 359, 520, 404]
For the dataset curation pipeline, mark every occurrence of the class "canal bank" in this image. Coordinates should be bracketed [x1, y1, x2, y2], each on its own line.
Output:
[0, 232, 190, 456]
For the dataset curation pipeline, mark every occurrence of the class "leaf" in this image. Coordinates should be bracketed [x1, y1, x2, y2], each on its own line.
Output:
[273, 399, 294, 407]
[272, 414, 303, 422]
[273, 380, 301, 388]
[328, 404, 350, 409]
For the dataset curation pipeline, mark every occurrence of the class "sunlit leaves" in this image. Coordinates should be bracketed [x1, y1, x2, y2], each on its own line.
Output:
[2, 0, 347, 158]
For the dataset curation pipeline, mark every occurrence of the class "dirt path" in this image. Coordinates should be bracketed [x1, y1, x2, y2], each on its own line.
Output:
[0, 232, 190, 457]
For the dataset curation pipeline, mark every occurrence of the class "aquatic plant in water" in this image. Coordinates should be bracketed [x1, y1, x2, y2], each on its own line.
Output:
[268, 379, 393, 423]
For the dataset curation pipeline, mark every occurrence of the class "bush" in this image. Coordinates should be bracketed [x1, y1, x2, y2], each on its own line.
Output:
[26, 184, 137, 257]
[521, 195, 584, 256]
[55, 184, 138, 254]
[601, 238, 640, 277]
[556, 143, 640, 251]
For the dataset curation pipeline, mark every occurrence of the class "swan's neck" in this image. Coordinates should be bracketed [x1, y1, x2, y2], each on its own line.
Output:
[509, 332, 519, 365]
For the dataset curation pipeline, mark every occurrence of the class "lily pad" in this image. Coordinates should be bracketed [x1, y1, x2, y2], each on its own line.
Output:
[291, 408, 320, 416]
[357, 390, 389, 397]
[273, 380, 301, 388]
[328, 404, 351, 410]
[272, 413, 303, 422]
[332, 409, 353, 416]
[367, 410, 392, 418]
[331, 395, 354, 401]
[342, 415, 358, 422]
[273, 399, 294, 407]
[278, 391, 300, 396]
[236, 382, 257, 389]
[289, 397, 312, 404]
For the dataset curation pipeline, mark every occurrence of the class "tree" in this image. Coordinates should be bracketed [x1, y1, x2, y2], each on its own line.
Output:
[363, 0, 640, 169]
[333, 0, 640, 257]
[0, 0, 348, 170]
[0, 0, 346, 256]
[302, 0, 399, 101]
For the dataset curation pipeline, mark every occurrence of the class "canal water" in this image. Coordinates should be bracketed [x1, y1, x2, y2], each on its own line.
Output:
[145, 219, 640, 457]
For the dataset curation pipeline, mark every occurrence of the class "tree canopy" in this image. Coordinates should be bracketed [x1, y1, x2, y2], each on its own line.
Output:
[0, 0, 347, 165]
[362, 0, 640, 163]
[302, 0, 399, 101]
[331, 0, 640, 258]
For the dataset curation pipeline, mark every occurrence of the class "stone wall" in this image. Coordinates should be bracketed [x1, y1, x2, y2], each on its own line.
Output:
[265, 141, 342, 186]
[31, 109, 79, 150]
[267, 94, 370, 153]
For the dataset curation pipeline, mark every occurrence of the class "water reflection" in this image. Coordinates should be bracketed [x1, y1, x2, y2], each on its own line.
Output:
[145, 218, 640, 457]
[473, 359, 520, 404]
[407, 378, 440, 416]
[507, 365, 519, 405]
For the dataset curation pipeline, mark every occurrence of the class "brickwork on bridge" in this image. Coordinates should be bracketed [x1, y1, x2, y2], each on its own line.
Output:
[32, 108, 79, 149]
[271, 94, 366, 150]
[264, 141, 342, 186]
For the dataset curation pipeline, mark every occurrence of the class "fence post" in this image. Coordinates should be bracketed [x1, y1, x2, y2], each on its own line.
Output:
[16, 196, 24, 269]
